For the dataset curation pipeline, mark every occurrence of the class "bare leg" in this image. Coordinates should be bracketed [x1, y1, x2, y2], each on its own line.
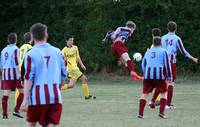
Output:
[27, 122, 37, 127]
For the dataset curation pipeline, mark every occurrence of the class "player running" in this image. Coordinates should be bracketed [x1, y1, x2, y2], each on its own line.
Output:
[21, 23, 67, 127]
[150, 21, 198, 109]
[104, 21, 143, 80]
[61, 35, 94, 100]
[1, 33, 24, 119]
[138, 37, 172, 119]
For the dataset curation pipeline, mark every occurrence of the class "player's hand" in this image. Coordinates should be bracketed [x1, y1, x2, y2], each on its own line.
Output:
[192, 57, 198, 64]
[81, 65, 86, 70]
[102, 38, 106, 44]
[20, 99, 28, 112]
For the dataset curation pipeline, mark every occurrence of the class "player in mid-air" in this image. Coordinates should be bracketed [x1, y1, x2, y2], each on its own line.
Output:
[104, 21, 143, 80]
[150, 21, 198, 109]
[61, 35, 94, 99]
[1, 33, 24, 119]
[21, 23, 67, 127]
[15, 32, 33, 105]
[138, 36, 172, 119]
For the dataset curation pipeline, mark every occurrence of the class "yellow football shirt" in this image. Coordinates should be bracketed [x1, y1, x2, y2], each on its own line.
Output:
[19, 43, 32, 67]
[62, 45, 80, 71]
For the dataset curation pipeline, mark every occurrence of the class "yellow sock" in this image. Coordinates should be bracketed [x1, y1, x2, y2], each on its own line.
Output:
[61, 84, 68, 91]
[156, 94, 161, 101]
[15, 90, 19, 104]
[82, 83, 90, 97]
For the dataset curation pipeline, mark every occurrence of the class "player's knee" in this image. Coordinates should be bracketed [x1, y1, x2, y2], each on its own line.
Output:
[84, 77, 88, 83]
[81, 75, 88, 83]
[3, 90, 10, 96]
[140, 94, 148, 100]
[168, 82, 174, 86]
[68, 84, 75, 88]
[161, 92, 167, 99]
[18, 89, 24, 93]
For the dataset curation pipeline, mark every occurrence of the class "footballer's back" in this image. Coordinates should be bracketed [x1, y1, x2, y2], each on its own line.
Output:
[25, 43, 65, 85]
[1, 44, 19, 69]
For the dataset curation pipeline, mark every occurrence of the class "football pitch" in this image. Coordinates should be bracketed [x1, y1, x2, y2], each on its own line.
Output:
[0, 75, 200, 127]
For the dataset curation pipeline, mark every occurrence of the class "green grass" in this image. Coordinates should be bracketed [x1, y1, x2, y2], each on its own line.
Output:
[0, 75, 200, 127]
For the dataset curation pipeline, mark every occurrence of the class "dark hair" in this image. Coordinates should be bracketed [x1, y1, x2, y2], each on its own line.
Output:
[167, 21, 177, 32]
[8, 32, 17, 44]
[152, 28, 161, 37]
[153, 37, 161, 46]
[65, 35, 73, 41]
[24, 32, 32, 43]
[30, 23, 47, 41]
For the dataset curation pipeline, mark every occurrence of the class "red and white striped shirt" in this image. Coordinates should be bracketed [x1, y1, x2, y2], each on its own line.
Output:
[0, 44, 20, 80]
[24, 43, 67, 105]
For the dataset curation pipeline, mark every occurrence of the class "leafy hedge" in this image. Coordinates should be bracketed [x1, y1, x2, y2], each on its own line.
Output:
[0, 0, 199, 73]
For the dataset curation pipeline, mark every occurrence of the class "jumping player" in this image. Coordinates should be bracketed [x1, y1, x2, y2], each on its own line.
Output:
[138, 37, 172, 119]
[61, 35, 93, 99]
[20, 23, 67, 127]
[1, 33, 24, 119]
[109, 21, 143, 80]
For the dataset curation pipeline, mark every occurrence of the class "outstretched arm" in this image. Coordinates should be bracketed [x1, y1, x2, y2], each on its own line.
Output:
[177, 39, 198, 63]
[102, 31, 114, 43]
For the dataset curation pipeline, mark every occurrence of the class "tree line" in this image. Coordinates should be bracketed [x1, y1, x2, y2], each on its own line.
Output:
[0, 0, 199, 73]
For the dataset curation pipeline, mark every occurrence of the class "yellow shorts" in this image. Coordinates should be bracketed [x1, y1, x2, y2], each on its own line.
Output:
[68, 69, 83, 80]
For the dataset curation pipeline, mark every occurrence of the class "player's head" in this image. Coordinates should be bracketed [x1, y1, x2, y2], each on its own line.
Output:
[30, 23, 48, 42]
[167, 21, 177, 32]
[8, 32, 17, 44]
[24, 32, 33, 44]
[65, 34, 74, 47]
[126, 21, 136, 30]
[152, 36, 161, 46]
[152, 28, 161, 38]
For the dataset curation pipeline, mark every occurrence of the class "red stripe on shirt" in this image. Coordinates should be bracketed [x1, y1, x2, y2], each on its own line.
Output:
[53, 84, 58, 104]
[159, 67, 162, 80]
[170, 54, 174, 64]
[14, 49, 19, 66]
[35, 85, 40, 105]
[13, 68, 17, 80]
[44, 84, 50, 104]
[30, 85, 33, 105]
[25, 56, 31, 80]
[147, 67, 151, 79]
[165, 52, 171, 77]
[3, 69, 6, 80]
[8, 68, 11, 80]
[178, 39, 186, 56]
[153, 67, 156, 79]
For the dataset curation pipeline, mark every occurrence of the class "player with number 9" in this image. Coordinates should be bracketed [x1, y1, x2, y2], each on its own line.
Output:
[1, 32, 24, 119]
